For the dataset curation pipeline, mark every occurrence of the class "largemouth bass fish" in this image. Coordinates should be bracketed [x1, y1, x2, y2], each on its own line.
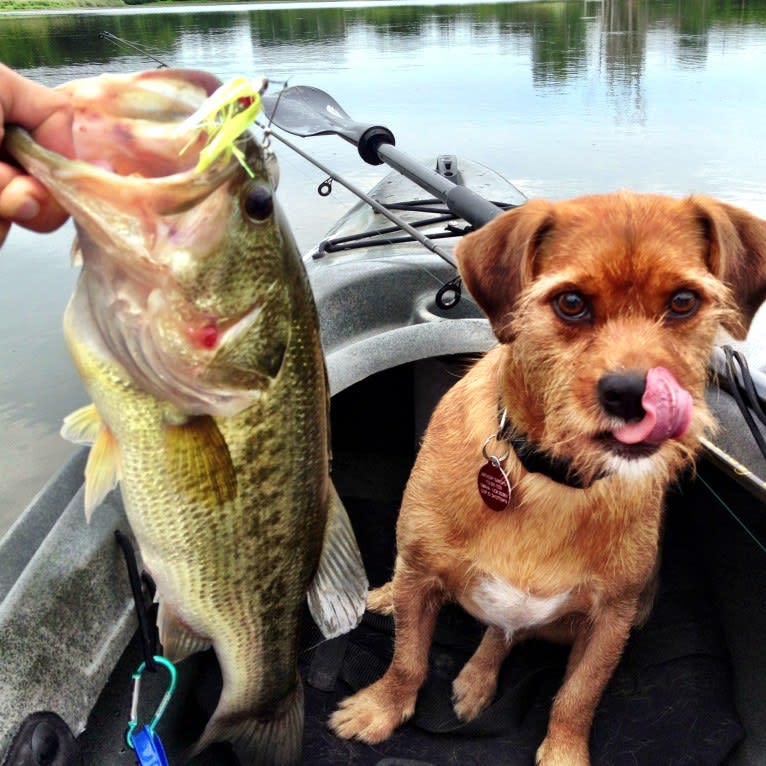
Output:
[5, 69, 367, 764]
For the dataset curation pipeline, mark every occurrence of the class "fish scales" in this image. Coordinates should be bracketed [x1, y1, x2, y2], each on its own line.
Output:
[4, 69, 367, 765]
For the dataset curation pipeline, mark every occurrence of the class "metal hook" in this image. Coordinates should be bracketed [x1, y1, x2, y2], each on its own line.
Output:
[481, 408, 510, 463]
[261, 126, 273, 152]
[125, 656, 177, 750]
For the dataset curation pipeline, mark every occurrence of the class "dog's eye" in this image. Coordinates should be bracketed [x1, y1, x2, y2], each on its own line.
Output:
[553, 292, 591, 322]
[668, 290, 700, 319]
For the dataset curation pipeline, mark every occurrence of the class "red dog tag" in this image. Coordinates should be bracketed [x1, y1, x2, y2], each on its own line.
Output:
[478, 459, 512, 511]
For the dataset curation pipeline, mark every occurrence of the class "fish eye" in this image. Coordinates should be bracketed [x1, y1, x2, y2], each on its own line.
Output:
[242, 183, 274, 222]
[552, 291, 591, 323]
[667, 289, 700, 319]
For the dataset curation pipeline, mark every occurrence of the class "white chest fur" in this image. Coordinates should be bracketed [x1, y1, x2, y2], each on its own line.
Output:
[460, 575, 571, 639]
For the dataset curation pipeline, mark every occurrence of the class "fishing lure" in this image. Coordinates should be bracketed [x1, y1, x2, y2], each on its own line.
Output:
[178, 76, 267, 177]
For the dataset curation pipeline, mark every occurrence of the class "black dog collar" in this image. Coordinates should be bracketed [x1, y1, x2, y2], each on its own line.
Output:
[497, 409, 606, 490]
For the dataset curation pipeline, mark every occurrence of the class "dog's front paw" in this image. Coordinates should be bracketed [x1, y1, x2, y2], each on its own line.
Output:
[451, 660, 497, 721]
[535, 735, 590, 766]
[367, 582, 394, 615]
[329, 681, 414, 743]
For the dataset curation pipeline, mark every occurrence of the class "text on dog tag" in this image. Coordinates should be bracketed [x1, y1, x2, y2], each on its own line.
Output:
[478, 458, 512, 511]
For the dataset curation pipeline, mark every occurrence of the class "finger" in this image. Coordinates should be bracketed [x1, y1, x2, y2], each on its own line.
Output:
[33, 106, 75, 159]
[0, 168, 68, 234]
[0, 64, 74, 158]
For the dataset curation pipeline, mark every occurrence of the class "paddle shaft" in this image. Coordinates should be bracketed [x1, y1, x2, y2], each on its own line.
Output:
[375, 142, 504, 229]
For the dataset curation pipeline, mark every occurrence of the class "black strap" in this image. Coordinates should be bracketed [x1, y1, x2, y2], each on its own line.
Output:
[115, 529, 159, 672]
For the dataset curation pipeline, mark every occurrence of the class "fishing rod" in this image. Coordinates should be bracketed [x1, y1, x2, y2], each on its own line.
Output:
[260, 124, 459, 269]
[98, 32, 168, 68]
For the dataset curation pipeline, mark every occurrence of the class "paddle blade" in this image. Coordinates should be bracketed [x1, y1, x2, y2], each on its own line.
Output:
[262, 85, 394, 154]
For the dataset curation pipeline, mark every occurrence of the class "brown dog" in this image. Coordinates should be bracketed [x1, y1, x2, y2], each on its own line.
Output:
[329, 191, 766, 764]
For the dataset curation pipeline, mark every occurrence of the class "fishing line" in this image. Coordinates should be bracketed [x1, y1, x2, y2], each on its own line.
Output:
[331, 255, 457, 293]
[698, 473, 766, 558]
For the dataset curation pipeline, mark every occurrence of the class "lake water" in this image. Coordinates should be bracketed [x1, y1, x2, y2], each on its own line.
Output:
[1, 0, 766, 538]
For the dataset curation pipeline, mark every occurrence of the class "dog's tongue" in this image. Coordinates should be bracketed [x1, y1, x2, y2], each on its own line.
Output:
[612, 367, 693, 445]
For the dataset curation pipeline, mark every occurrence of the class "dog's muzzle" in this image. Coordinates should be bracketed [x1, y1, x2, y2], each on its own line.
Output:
[597, 367, 693, 446]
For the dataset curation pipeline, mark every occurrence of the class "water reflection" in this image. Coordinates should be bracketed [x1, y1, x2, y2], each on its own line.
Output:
[0, 0, 765, 537]
[4, 2, 766, 87]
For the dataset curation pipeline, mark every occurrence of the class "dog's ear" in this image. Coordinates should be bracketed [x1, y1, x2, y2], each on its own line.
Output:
[691, 195, 766, 339]
[455, 200, 554, 343]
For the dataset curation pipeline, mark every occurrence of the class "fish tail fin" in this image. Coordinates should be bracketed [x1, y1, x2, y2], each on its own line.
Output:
[187, 678, 303, 765]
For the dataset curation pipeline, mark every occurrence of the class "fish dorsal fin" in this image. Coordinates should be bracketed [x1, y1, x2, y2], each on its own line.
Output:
[164, 416, 237, 506]
[157, 599, 211, 663]
[61, 403, 102, 445]
[307, 483, 368, 638]
[83, 424, 120, 522]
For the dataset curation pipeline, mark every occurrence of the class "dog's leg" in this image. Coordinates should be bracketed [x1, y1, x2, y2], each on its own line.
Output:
[535, 603, 637, 766]
[452, 625, 511, 721]
[329, 564, 442, 743]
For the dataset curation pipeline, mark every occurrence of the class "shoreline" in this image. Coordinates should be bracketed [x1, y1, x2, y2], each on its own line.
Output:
[0, 0, 474, 14]
[0, 1, 262, 10]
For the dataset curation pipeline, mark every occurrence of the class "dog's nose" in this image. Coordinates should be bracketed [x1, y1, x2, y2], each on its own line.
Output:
[597, 372, 646, 422]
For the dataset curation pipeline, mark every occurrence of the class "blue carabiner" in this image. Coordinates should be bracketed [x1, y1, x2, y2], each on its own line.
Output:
[125, 655, 177, 762]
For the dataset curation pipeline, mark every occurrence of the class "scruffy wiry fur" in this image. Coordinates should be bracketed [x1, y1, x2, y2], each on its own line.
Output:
[329, 191, 766, 765]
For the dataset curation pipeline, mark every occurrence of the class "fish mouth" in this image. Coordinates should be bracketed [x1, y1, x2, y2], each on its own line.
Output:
[4, 70, 245, 222]
[63, 69, 227, 180]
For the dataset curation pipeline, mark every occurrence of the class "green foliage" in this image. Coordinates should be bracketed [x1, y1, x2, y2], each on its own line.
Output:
[1, 1, 122, 8]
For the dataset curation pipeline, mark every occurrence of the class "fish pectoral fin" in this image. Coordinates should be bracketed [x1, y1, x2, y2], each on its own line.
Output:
[83, 423, 121, 522]
[61, 403, 102, 445]
[164, 416, 237, 506]
[157, 600, 211, 663]
[187, 676, 303, 766]
[307, 482, 368, 639]
[64, 404, 121, 521]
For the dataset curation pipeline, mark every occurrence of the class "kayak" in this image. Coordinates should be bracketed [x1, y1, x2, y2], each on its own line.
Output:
[1, 135, 765, 765]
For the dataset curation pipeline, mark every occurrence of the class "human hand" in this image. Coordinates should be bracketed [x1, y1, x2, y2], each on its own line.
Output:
[0, 63, 74, 247]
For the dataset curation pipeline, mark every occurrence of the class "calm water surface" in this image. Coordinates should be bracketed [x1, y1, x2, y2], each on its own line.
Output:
[1, 0, 766, 537]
